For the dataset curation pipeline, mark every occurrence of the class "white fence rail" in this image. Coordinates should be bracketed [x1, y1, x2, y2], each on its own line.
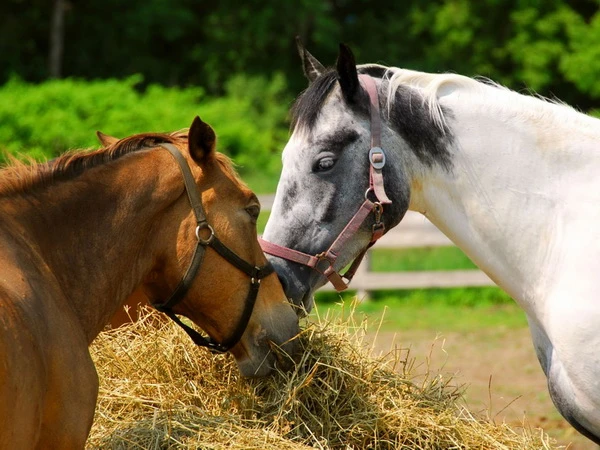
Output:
[258, 195, 495, 292]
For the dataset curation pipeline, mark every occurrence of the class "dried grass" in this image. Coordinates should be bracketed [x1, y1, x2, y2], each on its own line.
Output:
[87, 306, 556, 449]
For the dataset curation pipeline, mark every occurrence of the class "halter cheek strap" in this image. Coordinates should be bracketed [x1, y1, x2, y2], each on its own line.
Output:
[151, 143, 274, 353]
[259, 75, 391, 292]
[362, 75, 392, 205]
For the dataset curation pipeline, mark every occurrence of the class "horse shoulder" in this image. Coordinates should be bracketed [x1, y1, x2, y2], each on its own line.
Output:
[0, 284, 46, 448]
[0, 244, 98, 447]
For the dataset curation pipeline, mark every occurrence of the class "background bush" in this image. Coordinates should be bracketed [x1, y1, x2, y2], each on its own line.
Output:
[0, 74, 292, 190]
[4, 1, 600, 192]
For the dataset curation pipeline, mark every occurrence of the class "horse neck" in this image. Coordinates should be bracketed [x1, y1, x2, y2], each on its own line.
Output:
[2, 150, 184, 342]
[406, 90, 600, 317]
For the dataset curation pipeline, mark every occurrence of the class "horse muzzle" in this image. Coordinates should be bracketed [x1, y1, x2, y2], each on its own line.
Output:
[267, 256, 317, 315]
[234, 316, 300, 377]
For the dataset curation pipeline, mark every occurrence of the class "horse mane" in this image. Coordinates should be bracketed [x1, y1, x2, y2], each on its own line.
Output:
[0, 129, 242, 198]
[383, 69, 478, 130]
[291, 62, 585, 137]
[384, 67, 585, 131]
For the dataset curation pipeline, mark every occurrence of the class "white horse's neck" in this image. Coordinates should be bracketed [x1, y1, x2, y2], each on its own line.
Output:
[406, 84, 600, 320]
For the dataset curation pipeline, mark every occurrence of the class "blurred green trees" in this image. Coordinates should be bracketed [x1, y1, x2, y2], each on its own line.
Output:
[2, 0, 600, 188]
[0, 74, 290, 190]
[3, 0, 600, 107]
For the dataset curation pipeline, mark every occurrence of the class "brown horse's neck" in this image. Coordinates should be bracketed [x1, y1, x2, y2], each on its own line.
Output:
[0, 149, 186, 343]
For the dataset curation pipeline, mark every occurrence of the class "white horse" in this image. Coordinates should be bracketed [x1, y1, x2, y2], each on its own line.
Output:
[261, 42, 600, 444]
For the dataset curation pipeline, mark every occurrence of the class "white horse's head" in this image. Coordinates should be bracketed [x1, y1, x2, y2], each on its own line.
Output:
[263, 42, 600, 446]
[263, 43, 455, 312]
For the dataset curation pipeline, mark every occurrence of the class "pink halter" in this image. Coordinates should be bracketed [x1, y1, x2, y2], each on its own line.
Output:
[259, 75, 391, 292]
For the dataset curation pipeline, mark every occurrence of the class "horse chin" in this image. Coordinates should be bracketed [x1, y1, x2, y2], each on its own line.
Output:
[293, 291, 315, 317]
[233, 337, 297, 378]
[235, 354, 277, 378]
[231, 316, 299, 378]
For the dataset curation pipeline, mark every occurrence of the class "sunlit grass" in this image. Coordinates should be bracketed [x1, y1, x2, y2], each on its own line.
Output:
[312, 295, 526, 332]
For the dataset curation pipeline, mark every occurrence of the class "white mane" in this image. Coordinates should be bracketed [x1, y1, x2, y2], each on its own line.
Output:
[376, 66, 591, 132]
[386, 69, 482, 130]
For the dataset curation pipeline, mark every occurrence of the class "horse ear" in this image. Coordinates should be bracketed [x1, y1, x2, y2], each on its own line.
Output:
[336, 43, 359, 103]
[188, 116, 216, 164]
[296, 36, 325, 83]
[96, 131, 119, 147]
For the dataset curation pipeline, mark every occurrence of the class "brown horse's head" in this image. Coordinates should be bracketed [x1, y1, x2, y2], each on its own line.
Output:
[120, 117, 299, 377]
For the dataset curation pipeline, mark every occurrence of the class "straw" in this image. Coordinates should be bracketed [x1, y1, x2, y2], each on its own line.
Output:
[87, 305, 556, 449]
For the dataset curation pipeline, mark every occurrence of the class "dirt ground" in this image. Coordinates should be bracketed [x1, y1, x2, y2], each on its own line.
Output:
[369, 328, 599, 450]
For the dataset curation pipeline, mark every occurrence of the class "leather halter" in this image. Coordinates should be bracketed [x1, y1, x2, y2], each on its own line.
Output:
[151, 143, 274, 353]
[259, 75, 391, 292]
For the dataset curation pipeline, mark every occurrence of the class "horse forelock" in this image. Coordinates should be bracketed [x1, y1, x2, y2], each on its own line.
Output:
[290, 69, 338, 132]
[212, 152, 248, 193]
[0, 130, 189, 197]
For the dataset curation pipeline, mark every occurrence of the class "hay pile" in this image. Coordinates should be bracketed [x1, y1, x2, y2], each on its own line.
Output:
[87, 306, 555, 449]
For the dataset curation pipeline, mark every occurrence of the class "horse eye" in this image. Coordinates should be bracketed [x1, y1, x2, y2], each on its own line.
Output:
[245, 205, 260, 222]
[314, 157, 336, 172]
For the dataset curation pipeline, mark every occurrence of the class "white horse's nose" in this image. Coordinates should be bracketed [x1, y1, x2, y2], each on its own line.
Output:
[267, 256, 312, 313]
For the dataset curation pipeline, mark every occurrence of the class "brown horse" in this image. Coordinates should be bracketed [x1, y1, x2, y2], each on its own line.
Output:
[107, 286, 150, 327]
[0, 117, 299, 449]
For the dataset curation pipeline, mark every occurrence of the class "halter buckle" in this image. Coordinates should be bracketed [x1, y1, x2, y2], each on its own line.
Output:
[373, 202, 383, 223]
[315, 251, 335, 273]
[196, 223, 215, 245]
[251, 266, 263, 285]
[369, 147, 386, 170]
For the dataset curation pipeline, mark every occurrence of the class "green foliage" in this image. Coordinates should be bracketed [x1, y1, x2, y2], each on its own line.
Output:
[315, 297, 527, 332]
[4, 0, 600, 110]
[0, 74, 292, 187]
[505, 6, 576, 90]
[0, 75, 200, 158]
[560, 10, 600, 98]
[195, 74, 290, 176]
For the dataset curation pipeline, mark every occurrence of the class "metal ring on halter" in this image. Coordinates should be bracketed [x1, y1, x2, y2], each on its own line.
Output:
[195, 224, 215, 245]
[314, 251, 336, 274]
[365, 187, 382, 203]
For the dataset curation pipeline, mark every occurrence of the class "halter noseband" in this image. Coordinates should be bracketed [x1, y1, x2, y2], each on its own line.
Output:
[151, 143, 274, 353]
[259, 75, 391, 292]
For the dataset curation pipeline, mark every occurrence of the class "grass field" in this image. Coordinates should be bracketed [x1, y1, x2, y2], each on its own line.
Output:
[313, 294, 525, 332]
